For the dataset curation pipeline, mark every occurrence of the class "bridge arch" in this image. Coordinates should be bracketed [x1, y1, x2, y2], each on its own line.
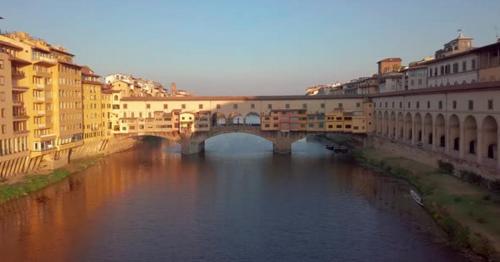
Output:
[184, 126, 309, 155]
[424, 113, 433, 146]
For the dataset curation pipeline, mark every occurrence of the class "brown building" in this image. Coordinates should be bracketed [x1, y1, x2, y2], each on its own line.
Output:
[476, 41, 500, 82]
[377, 58, 402, 75]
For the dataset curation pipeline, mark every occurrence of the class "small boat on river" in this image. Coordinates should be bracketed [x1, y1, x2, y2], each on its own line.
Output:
[410, 189, 424, 206]
[325, 145, 349, 153]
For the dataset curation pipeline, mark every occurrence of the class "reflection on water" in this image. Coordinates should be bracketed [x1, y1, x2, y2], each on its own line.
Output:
[0, 134, 466, 262]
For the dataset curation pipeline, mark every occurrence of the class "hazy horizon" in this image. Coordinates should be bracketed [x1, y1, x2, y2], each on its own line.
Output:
[2, 0, 500, 95]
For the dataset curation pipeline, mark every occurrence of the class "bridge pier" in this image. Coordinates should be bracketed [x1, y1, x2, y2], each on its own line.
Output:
[181, 140, 205, 155]
[273, 141, 292, 154]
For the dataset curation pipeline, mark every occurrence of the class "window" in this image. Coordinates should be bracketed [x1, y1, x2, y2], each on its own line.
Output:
[407, 102, 411, 108]
[439, 101, 443, 109]
[146, 104, 150, 109]
[452, 63, 458, 73]
[268, 104, 272, 109]
[320, 103, 325, 109]
[233, 104, 238, 109]
[302, 103, 307, 109]
[251, 103, 255, 109]
[468, 100, 474, 110]
[462, 61, 467, 72]
[416, 101, 420, 109]
[427, 101, 430, 109]
[471, 59, 476, 70]
[181, 104, 186, 109]
[123, 104, 128, 109]
[0, 60, 3, 69]
[338, 103, 343, 108]
[488, 99, 493, 110]
[392, 102, 395, 108]
[356, 103, 360, 107]
[285, 104, 290, 109]
[216, 104, 221, 109]
[399, 102, 402, 108]
[453, 100, 457, 109]
[0, 76, 4, 86]
[163, 104, 168, 109]
[199, 104, 203, 109]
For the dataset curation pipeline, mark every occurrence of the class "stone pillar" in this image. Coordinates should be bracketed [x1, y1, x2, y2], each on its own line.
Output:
[181, 140, 205, 155]
[497, 132, 500, 170]
[273, 141, 292, 154]
[477, 128, 483, 164]
[459, 122, 465, 159]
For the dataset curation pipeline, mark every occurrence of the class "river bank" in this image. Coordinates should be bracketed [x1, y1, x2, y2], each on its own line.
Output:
[0, 155, 104, 205]
[353, 146, 500, 261]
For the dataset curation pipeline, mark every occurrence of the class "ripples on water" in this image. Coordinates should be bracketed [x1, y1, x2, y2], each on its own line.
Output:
[0, 134, 467, 262]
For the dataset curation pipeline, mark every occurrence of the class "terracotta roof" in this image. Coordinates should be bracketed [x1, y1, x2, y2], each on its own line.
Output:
[50, 46, 74, 57]
[0, 40, 23, 50]
[59, 60, 81, 68]
[377, 58, 402, 63]
[120, 94, 363, 101]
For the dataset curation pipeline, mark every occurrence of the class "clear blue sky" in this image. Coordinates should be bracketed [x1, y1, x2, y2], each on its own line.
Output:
[2, 0, 500, 95]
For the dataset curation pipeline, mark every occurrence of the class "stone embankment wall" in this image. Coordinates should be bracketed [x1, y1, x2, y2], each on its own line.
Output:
[0, 136, 138, 179]
[367, 135, 498, 180]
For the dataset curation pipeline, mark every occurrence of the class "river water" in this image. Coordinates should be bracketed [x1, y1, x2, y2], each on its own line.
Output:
[0, 134, 467, 262]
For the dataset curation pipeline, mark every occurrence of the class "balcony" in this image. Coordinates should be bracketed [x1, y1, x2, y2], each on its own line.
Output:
[34, 83, 45, 90]
[36, 110, 46, 116]
[34, 70, 51, 78]
[33, 56, 57, 65]
[14, 129, 29, 135]
[33, 96, 45, 103]
[12, 70, 25, 79]
[13, 114, 29, 121]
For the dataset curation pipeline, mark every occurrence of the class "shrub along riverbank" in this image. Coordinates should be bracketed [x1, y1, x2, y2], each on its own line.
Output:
[0, 156, 102, 205]
[354, 147, 500, 260]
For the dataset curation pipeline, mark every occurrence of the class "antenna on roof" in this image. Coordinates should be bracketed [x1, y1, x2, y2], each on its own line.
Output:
[495, 25, 500, 42]
[457, 28, 463, 38]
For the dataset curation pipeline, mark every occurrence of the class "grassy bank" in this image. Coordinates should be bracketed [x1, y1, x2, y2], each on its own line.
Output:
[354, 147, 500, 260]
[0, 156, 102, 205]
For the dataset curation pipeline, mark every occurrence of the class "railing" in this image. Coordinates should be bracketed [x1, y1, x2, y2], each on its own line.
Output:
[12, 70, 25, 78]
[33, 56, 57, 64]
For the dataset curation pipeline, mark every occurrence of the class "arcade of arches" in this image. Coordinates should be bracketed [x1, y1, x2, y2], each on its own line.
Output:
[374, 110, 500, 171]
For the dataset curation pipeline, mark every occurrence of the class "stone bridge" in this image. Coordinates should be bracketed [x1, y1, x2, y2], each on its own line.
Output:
[122, 126, 315, 155]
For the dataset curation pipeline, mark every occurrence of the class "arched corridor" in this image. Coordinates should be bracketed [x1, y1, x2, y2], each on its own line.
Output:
[464, 116, 477, 157]
[414, 113, 422, 143]
[482, 116, 498, 164]
[244, 112, 261, 126]
[424, 113, 433, 146]
[397, 113, 404, 139]
[404, 113, 412, 141]
[435, 114, 445, 149]
[448, 115, 460, 153]
[389, 112, 396, 138]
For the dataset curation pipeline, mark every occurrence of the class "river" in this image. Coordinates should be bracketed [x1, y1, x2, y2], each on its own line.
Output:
[0, 134, 467, 261]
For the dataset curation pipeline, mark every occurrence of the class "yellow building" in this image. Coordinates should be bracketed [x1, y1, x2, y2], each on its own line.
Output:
[0, 32, 57, 155]
[81, 66, 104, 142]
[101, 85, 114, 138]
[325, 102, 374, 133]
[51, 47, 84, 151]
[0, 48, 30, 177]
